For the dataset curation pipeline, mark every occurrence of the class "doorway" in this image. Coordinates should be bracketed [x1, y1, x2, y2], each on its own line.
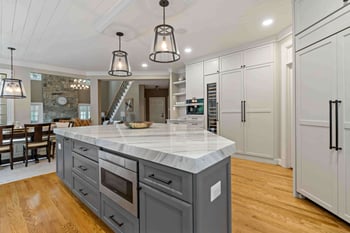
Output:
[149, 97, 166, 123]
[145, 87, 169, 123]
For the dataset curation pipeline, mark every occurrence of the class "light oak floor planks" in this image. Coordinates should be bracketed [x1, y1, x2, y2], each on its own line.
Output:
[232, 158, 350, 233]
[0, 158, 349, 232]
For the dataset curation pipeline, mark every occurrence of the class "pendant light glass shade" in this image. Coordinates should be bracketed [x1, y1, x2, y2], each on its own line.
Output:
[108, 32, 132, 77]
[150, 0, 180, 63]
[0, 47, 26, 99]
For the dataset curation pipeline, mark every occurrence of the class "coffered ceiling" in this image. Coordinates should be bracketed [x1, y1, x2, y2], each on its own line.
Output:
[0, 0, 292, 74]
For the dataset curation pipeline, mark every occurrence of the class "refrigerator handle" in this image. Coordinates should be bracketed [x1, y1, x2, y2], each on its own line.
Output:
[241, 101, 243, 122]
[335, 100, 342, 151]
[329, 100, 334, 150]
[243, 101, 246, 122]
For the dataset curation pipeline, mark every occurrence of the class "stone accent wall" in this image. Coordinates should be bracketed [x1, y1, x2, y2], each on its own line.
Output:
[42, 74, 79, 122]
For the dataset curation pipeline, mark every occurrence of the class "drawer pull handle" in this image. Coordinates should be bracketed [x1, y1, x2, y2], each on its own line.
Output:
[109, 215, 124, 227]
[148, 174, 172, 185]
[79, 147, 89, 152]
[78, 189, 88, 196]
[78, 165, 88, 171]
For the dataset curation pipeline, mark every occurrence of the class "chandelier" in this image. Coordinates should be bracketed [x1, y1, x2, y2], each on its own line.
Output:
[70, 79, 90, 90]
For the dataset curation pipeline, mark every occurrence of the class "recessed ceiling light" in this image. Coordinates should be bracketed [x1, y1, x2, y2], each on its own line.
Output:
[262, 18, 274, 27]
[184, 47, 192, 53]
[141, 63, 148, 68]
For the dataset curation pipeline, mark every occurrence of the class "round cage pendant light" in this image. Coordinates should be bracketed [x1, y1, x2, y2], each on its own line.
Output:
[149, 0, 180, 63]
[108, 32, 132, 77]
[0, 47, 26, 99]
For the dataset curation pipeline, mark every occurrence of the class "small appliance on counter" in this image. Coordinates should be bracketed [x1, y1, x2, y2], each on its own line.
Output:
[186, 98, 204, 115]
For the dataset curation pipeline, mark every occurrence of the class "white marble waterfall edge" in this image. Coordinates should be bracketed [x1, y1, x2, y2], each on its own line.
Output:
[54, 124, 236, 173]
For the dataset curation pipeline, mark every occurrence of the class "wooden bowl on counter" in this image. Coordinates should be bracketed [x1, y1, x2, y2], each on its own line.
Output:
[124, 121, 153, 129]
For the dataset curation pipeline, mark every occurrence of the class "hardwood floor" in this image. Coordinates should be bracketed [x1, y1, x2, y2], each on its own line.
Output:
[232, 158, 350, 233]
[0, 158, 349, 233]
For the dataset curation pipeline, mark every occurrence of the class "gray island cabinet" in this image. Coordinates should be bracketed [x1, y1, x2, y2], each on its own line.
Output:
[54, 124, 235, 233]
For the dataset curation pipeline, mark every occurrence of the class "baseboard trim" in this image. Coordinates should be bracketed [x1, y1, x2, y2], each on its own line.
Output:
[231, 153, 278, 165]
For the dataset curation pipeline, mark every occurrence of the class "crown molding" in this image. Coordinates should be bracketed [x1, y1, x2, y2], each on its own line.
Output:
[86, 70, 169, 77]
[0, 58, 86, 76]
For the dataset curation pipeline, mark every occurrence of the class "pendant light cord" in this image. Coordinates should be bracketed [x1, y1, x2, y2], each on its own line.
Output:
[118, 35, 121, 50]
[163, 6, 165, 24]
[10, 49, 14, 79]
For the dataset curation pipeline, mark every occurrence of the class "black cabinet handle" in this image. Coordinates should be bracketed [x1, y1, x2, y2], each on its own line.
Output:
[241, 101, 243, 122]
[243, 101, 246, 122]
[109, 215, 124, 227]
[78, 165, 87, 171]
[329, 100, 334, 150]
[79, 147, 89, 152]
[335, 100, 342, 151]
[78, 189, 88, 196]
[148, 174, 172, 185]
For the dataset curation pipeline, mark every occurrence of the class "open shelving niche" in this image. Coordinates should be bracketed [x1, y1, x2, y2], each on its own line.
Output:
[170, 72, 186, 119]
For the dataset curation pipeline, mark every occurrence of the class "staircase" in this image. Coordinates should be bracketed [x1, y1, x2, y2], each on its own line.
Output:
[106, 81, 133, 121]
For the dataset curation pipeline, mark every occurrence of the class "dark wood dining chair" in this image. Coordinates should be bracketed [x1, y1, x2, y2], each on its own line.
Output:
[50, 121, 74, 158]
[0, 125, 14, 169]
[23, 123, 51, 167]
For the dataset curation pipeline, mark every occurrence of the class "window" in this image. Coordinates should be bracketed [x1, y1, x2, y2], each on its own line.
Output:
[79, 104, 91, 120]
[30, 103, 43, 123]
[30, 72, 42, 81]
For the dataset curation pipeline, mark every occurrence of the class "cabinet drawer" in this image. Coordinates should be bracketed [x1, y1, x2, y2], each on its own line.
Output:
[72, 152, 99, 188]
[139, 160, 192, 203]
[72, 140, 98, 162]
[101, 194, 139, 233]
[72, 173, 100, 216]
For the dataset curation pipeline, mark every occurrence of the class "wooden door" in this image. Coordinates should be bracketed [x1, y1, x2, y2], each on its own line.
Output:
[296, 36, 338, 214]
[219, 70, 245, 153]
[338, 29, 350, 222]
[244, 64, 274, 158]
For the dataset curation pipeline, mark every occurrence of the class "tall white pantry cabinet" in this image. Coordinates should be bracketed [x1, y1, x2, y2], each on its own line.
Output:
[294, 0, 350, 223]
[185, 43, 277, 162]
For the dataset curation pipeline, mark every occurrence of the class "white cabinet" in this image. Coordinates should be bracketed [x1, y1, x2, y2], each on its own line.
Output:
[219, 44, 275, 160]
[220, 52, 242, 72]
[219, 70, 244, 153]
[219, 64, 274, 159]
[244, 44, 273, 67]
[336, 29, 350, 222]
[295, 24, 350, 222]
[186, 62, 204, 99]
[294, 0, 345, 34]
[203, 58, 219, 76]
[296, 36, 338, 213]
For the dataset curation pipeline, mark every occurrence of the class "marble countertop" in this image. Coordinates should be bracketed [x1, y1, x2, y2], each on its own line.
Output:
[54, 124, 235, 173]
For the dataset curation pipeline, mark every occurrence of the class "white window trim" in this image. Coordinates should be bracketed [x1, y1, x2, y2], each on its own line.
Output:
[78, 103, 91, 120]
[31, 102, 43, 123]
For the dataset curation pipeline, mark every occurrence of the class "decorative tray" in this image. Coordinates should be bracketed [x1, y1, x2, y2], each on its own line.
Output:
[124, 121, 153, 129]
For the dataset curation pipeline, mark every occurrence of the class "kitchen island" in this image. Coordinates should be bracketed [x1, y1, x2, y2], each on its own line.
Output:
[54, 123, 235, 233]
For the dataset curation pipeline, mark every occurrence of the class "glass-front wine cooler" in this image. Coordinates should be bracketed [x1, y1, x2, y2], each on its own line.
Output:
[207, 83, 217, 134]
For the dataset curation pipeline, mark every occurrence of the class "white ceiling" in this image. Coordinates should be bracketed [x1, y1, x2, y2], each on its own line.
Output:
[0, 0, 292, 74]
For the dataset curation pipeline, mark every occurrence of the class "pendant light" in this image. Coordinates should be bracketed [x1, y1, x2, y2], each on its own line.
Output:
[0, 47, 26, 99]
[149, 0, 180, 63]
[108, 32, 132, 77]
